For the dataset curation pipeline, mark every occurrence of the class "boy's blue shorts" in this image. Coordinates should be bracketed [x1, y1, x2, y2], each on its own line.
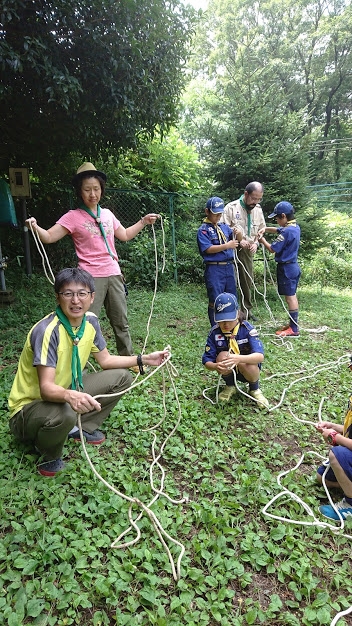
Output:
[204, 263, 237, 303]
[277, 262, 301, 297]
[317, 446, 352, 483]
[223, 364, 261, 386]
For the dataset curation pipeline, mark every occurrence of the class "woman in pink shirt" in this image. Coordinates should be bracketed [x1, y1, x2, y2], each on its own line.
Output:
[26, 162, 159, 356]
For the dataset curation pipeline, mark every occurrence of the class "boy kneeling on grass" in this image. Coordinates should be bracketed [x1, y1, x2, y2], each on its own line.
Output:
[315, 394, 352, 521]
[202, 292, 269, 409]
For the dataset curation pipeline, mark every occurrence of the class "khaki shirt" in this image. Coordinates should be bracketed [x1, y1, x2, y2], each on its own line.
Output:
[222, 199, 266, 244]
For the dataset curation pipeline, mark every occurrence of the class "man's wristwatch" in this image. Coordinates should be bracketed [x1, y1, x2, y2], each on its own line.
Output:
[327, 430, 339, 446]
[137, 353, 145, 375]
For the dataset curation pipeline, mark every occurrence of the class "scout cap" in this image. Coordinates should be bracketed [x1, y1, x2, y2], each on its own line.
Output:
[268, 201, 294, 218]
[206, 197, 224, 214]
[214, 293, 238, 322]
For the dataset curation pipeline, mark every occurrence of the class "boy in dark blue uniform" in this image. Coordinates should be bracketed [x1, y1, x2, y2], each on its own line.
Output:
[202, 292, 269, 408]
[258, 201, 301, 337]
[197, 197, 242, 326]
[315, 393, 352, 520]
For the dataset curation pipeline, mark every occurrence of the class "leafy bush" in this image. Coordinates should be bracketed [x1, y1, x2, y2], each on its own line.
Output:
[118, 229, 173, 290]
[303, 251, 352, 291]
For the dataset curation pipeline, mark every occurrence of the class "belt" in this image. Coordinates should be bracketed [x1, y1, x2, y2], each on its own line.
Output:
[278, 261, 296, 264]
[205, 261, 235, 265]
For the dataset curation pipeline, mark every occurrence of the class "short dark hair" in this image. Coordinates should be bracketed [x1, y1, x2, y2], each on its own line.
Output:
[73, 173, 106, 201]
[245, 182, 264, 195]
[54, 268, 95, 294]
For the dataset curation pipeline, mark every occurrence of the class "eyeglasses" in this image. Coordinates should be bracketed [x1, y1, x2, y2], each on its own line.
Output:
[58, 290, 93, 300]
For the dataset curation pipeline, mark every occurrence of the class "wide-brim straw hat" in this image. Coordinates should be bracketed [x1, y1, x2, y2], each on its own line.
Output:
[72, 162, 107, 185]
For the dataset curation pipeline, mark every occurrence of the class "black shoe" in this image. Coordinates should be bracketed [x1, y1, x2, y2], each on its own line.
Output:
[68, 429, 106, 445]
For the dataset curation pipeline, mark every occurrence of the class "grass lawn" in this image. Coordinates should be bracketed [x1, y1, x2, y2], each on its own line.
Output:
[1, 272, 352, 625]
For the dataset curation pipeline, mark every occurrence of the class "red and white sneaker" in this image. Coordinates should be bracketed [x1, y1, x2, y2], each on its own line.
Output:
[275, 327, 299, 337]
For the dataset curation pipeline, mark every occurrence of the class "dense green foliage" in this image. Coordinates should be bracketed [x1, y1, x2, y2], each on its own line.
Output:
[1, 272, 352, 624]
[0, 0, 195, 178]
[106, 129, 207, 193]
[180, 0, 352, 203]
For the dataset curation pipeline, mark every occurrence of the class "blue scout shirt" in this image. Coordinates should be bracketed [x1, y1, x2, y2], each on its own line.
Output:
[270, 223, 300, 264]
[197, 221, 235, 263]
[202, 321, 264, 365]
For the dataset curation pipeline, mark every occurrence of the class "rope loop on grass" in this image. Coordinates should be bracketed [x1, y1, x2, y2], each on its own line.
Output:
[76, 353, 186, 581]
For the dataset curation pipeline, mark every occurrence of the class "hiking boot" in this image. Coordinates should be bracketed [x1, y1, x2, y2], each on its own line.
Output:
[319, 498, 352, 521]
[275, 326, 299, 337]
[249, 389, 269, 409]
[68, 429, 106, 445]
[37, 458, 66, 477]
[218, 386, 237, 402]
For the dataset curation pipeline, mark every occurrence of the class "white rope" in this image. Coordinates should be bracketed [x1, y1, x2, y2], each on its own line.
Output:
[235, 243, 336, 337]
[76, 355, 186, 581]
[330, 606, 352, 626]
[267, 354, 351, 413]
[262, 394, 352, 625]
[28, 222, 55, 285]
[28, 213, 186, 579]
[235, 247, 277, 324]
[139, 217, 166, 358]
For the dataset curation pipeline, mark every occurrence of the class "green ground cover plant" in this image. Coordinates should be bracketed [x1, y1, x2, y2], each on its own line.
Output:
[1, 271, 352, 625]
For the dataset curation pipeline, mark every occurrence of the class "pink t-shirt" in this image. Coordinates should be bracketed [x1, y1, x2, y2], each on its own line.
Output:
[57, 208, 122, 277]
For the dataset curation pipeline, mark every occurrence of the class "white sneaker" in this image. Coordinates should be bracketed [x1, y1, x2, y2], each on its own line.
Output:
[218, 386, 237, 402]
[249, 389, 269, 409]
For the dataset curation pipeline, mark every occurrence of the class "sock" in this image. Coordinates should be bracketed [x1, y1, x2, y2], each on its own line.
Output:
[223, 374, 235, 387]
[344, 496, 352, 506]
[289, 309, 299, 333]
[249, 380, 259, 391]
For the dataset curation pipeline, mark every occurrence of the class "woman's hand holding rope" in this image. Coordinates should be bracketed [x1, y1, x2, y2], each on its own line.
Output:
[141, 213, 160, 226]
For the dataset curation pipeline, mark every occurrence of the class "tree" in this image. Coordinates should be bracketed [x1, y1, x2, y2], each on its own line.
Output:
[0, 0, 196, 178]
[179, 0, 352, 194]
[107, 128, 207, 193]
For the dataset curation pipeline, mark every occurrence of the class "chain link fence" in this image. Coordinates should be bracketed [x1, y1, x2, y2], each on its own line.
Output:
[2, 186, 207, 287]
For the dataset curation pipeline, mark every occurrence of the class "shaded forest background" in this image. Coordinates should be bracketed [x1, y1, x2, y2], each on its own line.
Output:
[1, 0, 352, 288]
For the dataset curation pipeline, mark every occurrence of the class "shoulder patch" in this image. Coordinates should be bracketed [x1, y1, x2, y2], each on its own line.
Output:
[277, 234, 285, 242]
[215, 333, 225, 341]
[205, 345, 210, 352]
[249, 328, 259, 337]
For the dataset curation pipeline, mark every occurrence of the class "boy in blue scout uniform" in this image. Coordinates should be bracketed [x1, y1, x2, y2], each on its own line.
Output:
[202, 292, 269, 408]
[197, 197, 242, 326]
[258, 201, 301, 337]
[315, 392, 352, 520]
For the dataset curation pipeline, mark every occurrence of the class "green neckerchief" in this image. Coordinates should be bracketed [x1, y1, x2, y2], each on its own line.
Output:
[78, 202, 116, 260]
[239, 194, 252, 236]
[56, 306, 86, 391]
[204, 217, 227, 244]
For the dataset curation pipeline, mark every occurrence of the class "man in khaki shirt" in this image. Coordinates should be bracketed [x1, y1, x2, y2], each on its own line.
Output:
[222, 182, 265, 320]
